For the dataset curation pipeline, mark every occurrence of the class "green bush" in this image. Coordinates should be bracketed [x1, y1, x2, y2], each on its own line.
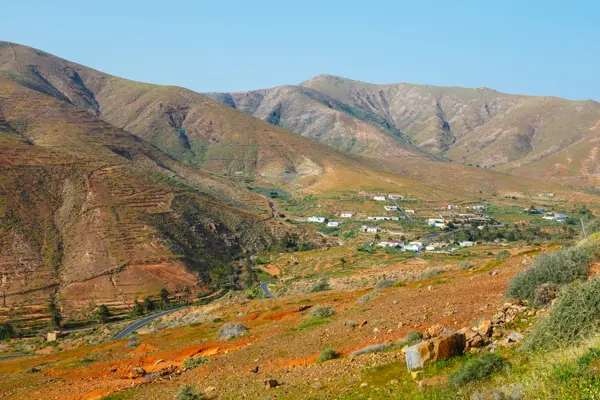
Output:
[447, 353, 507, 386]
[310, 279, 331, 293]
[311, 306, 336, 318]
[177, 385, 204, 400]
[375, 278, 396, 290]
[317, 348, 339, 363]
[525, 277, 600, 350]
[397, 330, 423, 347]
[507, 245, 597, 302]
[183, 356, 209, 369]
[496, 250, 511, 260]
[458, 262, 473, 270]
[0, 323, 15, 341]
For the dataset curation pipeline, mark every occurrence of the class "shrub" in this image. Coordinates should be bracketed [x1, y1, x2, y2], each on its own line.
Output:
[357, 292, 376, 303]
[447, 353, 507, 386]
[94, 304, 111, 324]
[496, 250, 511, 260]
[177, 385, 204, 400]
[577, 347, 600, 368]
[525, 277, 600, 350]
[183, 356, 209, 369]
[310, 279, 331, 293]
[458, 262, 473, 270]
[0, 323, 15, 341]
[348, 343, 390, 358]
[317, 348, 339, 363]
[311, 306, 336, 318]
[418, 268, 443, 281]
[219, 323, 248, 340]
[532, 282, 560, 308]
[126, 334, 139, 348]
[397, 330, 423, 347]
[374, 278, 395, 290]
[507, 245, 597, 302]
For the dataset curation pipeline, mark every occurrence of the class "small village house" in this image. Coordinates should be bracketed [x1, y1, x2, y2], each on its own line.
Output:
[373, 195, 387, 201]
[307, 216, 327, 223]
[327, 221, 342, 227]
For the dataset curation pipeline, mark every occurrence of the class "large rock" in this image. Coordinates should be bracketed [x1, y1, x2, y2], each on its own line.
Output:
[404, 332, 466, 371]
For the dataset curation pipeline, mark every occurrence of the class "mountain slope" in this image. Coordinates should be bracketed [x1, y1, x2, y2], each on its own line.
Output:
[207, 74, 600, 186]
[0, 72, 281, 311]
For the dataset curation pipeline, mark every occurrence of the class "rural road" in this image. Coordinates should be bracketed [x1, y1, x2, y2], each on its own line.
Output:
[260, 282, 275, 298]
[113, 307, 185, 340]
[389, 199, 414, 222]
[0, 353, 29, 361]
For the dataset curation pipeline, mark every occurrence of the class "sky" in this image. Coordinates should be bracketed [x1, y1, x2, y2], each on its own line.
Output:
[1, 0, 599, 100]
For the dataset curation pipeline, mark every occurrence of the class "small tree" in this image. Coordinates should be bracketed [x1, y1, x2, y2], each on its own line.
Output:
[159, 288, 170, 309]
[143, 297, 156, 313]
[47, 297, 63, 328]
[0, 322, 15, 341]
[177, 385, 203, 400]
[132, 299, 145, 316]
[95, 304, 111, 324]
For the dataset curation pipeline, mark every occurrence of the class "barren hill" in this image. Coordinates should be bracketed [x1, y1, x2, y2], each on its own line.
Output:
[207, 74, 600, 186]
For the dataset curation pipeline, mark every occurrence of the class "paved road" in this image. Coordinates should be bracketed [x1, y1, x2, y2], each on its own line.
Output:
[112, 307, 185, 340]
[0, 353, 29, 361]
[389, 199, 414, 222]
[260, 282, 275, 298]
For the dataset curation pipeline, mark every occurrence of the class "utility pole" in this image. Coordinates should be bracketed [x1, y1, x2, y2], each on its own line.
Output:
[581, 218, 588, 239]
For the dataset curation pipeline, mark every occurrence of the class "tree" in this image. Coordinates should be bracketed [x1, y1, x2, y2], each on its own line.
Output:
[132, 299, 145, 316]
[143, 297, 156, 313]
[159, 288, 170, 309]
[47, 296, 63, 328]
[95, 304, 111, 324]
[0, 322, 14, 341]
[374, 233, 381, 242]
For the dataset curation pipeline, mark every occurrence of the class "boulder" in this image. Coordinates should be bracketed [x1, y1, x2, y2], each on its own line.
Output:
[477, 320, 493, 337]
[128, 367, 146, 379]
[404, 332, 466, 371]
[265, 379, 280, 389]
[424, 324, 444, 339]
[465, 334, 486, 349]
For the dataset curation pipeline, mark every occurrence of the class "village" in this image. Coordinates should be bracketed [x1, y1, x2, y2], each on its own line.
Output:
[299, 191, 574, 254]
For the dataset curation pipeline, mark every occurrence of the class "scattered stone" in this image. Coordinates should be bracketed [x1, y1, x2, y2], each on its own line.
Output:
[424, 324, 444, 339]
[506, 331, 524, 343]
[296, 305, 312, 312]
[360, 382, 368, 388]
[204, 386, 217, 393]
[265, 379, 280, 389]
[128, 367, 146, 379]
[477, 320, 493, 337]
[360, 320, 369, 328]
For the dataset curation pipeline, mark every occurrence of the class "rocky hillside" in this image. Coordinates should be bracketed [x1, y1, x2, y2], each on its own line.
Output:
[207, 74, 600, 186]
[0, 72, 279, 311]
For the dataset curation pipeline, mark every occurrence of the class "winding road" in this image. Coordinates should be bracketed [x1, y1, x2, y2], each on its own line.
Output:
[112, 307, 185, 340]
[0, 353, 29, 361]
[259, 282, 275, 298]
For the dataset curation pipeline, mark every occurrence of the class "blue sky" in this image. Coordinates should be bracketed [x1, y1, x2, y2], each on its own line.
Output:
[1, 0, 598, 99]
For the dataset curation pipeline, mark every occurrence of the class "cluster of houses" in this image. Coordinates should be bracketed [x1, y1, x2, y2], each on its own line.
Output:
[306, 216, 343, 227]
[376, 240, 475, 253]
[373, 194, 403, 201]
[525, 206, 567, 223]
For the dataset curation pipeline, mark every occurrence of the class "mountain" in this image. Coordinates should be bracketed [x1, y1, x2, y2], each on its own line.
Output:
[206, 74, 600, 187]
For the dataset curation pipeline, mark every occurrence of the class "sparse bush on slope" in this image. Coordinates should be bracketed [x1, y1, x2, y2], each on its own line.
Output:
[525, 277, 600, 350]
[311, 306, 336, 318]
[0, 323, 15, 341]
[310, 279, 331, 293]
[374, 278, 395, 290]
[507, 245, 597, 302]
[177, 385, 204, 400]
[349, 343, 391, 358]
[448, 353, 507, 386]
[532, 282, 560, 308]
[496, 250, 511, 260]
[317, 348, 339, 363]
[219, 323, 248, 340]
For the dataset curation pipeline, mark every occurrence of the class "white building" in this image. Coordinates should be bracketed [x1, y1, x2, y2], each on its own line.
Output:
[340, 212, 354, 218]
[428, 218, 445, 225]
[327, 221, 342, 227]
[384, 206, 398, 211]
[405, 210, 415, 214]
[368, 216, 400, 221]
[447, 205, 458, 210]
[388, 194, 403, 200]
[432, 222, 447, 229]
[307, 216, 327, 223]
[403, 241, 424, 252]
[377, 241, 403, 248]
[373, 196, 387, 201]
[472, 205, 485, 211]
[459, 241, 474, 247]
[360, 225, 380, 233]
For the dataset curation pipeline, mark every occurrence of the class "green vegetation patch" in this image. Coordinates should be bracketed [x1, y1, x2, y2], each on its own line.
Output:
[447, 352, 507, 386]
